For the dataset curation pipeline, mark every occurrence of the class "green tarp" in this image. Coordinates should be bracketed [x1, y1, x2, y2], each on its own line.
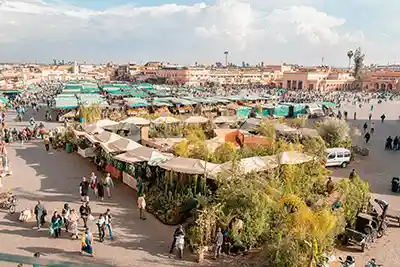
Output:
[236, 106, 252, 118]
[273, 105, 289, 117]
[0, 96, 8, 104]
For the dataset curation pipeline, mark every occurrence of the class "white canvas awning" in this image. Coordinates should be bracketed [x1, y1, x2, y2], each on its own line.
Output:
[114, 146, 172, 164]
[101, 138, 142, 154]
[213, 116, 238, 124]
[120, 117, 150, 126]
[83, 125, 105, 134]
[184, 116, 209, 124]
[210, 151, 313, 178]
[85, 131, 122, 144]
[159, 157, 219, 175]
[94, 119, 119, 128]
[152, 116, 180, 124]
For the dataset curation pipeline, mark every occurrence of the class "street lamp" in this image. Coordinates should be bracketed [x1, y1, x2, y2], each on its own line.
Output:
[224, 51, 229, 67]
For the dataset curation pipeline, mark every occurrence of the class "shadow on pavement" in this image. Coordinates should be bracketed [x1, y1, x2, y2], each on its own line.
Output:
[11, 142, 186, 265]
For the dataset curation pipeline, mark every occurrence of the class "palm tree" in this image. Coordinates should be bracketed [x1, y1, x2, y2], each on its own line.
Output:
[224, 51, 229, 67]
[347, 50, 354, 69]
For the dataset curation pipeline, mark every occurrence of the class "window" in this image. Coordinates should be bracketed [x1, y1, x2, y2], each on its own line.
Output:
[337, 152, 344, 158]
[327, 153, 336, 159]
[344, 152, 351, 157]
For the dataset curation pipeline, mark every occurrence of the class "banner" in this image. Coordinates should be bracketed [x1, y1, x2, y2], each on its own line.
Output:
[122, 172, 138, 191]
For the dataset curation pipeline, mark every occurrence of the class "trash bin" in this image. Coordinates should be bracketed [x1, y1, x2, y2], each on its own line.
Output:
[66, 143, 73, 153]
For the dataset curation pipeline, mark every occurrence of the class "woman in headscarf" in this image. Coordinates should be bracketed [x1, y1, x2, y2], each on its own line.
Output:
[68, 209, 79, 239]
[89, 172, 97, 195]
[50, 210, 63, 238]
[81, 228, 95, 257]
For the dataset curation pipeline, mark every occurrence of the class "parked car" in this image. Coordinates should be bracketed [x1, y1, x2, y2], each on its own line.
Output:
[325, 148, 351, 168]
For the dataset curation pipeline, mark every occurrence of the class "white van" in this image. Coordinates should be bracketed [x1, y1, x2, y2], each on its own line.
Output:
[325, 148, 351, 168]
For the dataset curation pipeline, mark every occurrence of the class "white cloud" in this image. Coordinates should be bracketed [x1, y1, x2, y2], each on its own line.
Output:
[0, 0, 383, 65]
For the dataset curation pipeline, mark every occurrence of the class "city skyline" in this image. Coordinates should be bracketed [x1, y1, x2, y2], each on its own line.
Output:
[0, 0, 398, 66]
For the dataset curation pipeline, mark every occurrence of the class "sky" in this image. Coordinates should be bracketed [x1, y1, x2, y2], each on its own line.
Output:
[0, 0, 397, 66]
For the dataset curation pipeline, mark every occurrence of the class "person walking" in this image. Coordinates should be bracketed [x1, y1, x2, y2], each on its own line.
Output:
[349, 169, 356, 179]
[97, 180, 104, 202]
[394, 136, 399, 150]
[364, 132, 371, 144]
[213, 227, 224, 259]
[381, 114, 386, 123]
[96, 214, 106, 242]
[89, 172, 97, 196]
[104, 208, 113, 240]
[43, 135, 50, 152]
[50, 211, 63, 238]
[81, 228, 95, 257]
[363, 122, 368, 132]
[61, 203, 70, 233]
[33, 252, 41, 267]
[137, 176, 143, 196]
[138, 194, 146, 220]
[103, 173, 114, 198]
[353, 112, 356, 120]
[34, 200, 46, 229]
[69, 209, 79, 239]
[80, 177, 90, 202]
[79, 202, 91, 228]
[370, 122, 375, 134]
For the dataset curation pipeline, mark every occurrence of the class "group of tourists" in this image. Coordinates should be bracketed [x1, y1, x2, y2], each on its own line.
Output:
[384, 136, 400, 150]
[79, 173, 114, 202]
[30, 197, 113, 257]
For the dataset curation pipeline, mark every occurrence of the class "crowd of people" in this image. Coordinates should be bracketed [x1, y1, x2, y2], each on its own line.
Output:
[7, 83, 400, 266]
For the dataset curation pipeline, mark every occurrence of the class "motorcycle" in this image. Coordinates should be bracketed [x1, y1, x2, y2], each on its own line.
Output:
[0, 193, 17, 214]
[365, 258, 382, 267]
[175, 234, 185, 259]
[339, 256, 355, 267]
[339, 256, 382, 267]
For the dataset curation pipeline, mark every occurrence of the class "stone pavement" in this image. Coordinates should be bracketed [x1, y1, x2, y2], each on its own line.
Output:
[2, 100, 400, 266]
[332, 100, 400, 266]
[0, 140, 195, 267]
[0, 106, 195, 266]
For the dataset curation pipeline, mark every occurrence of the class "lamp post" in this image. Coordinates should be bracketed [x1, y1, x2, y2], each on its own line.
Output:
[224, 51, 229, 67]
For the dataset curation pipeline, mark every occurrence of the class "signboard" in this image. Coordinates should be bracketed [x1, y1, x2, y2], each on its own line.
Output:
[122, 172, 137, 191]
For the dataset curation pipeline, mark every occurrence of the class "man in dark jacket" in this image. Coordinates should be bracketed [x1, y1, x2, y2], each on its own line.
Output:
[34, 200, 47, 229]
[79, 177, 90, 202]
[79, 202, 91, 228]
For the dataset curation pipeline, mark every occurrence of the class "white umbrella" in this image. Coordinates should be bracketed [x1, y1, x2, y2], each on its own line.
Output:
[152, 116, 180, 124]
[184, 116, 209, 124]
[120, 117, 150, 126]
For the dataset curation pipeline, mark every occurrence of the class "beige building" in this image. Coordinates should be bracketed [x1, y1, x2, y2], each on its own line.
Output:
[209, 69, 271, 85]
[280, 70, 355, 91]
